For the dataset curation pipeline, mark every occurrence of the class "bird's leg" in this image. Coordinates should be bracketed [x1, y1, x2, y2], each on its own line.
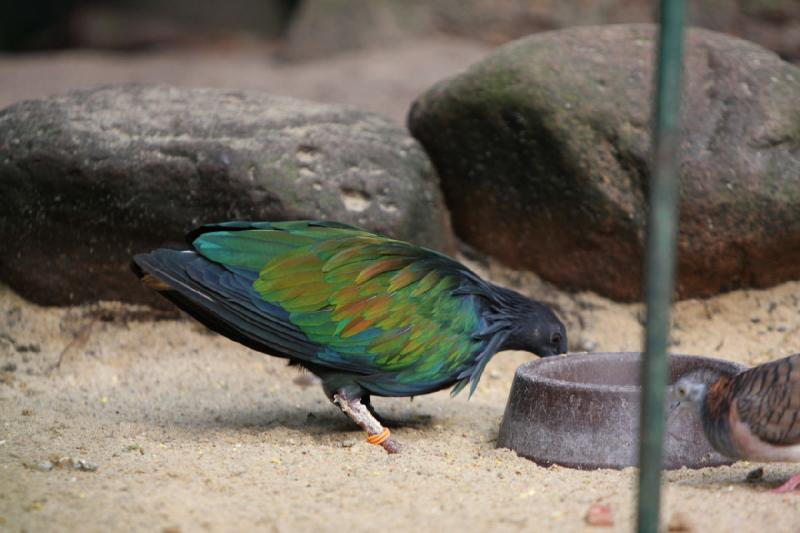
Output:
[362, 395, 399, 427]
[770, 472, 800, 494]
[333, 390, 402, 454]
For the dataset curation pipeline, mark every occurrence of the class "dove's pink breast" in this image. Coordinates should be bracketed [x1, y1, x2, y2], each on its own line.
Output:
[729, 402, 800, 462]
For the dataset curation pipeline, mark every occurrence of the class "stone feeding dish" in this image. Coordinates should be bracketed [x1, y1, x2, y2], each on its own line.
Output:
[497, 352, 747, 470]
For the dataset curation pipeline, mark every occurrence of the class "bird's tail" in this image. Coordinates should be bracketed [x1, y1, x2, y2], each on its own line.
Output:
[130, 249, 263, 351]
[132, 249, 215, 304]
[131, 249, 321, 363]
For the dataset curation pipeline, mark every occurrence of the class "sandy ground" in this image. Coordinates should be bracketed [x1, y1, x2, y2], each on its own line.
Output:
[0, 37, 490, 124]
[3, 37, 800, 533]
[2, 256, 800, 533]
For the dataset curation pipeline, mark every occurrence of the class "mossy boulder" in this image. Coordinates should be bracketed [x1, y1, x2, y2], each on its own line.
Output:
[0, 85, 454, 306]
[409, 25, 800, 301]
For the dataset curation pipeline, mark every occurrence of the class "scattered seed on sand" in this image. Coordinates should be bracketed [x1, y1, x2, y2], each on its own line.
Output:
[585, 502, 613, 527]
[30, 456, 98, 472]
[73, 459, 99, 471]
[35, 460, 54, 472]
[126, 443, 145, 455]
[24, 499, 46, 512]
[745, 467, 764, 482]
[668, 512, 693, 531]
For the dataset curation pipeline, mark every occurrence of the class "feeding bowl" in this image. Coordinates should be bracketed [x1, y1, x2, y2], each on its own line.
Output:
[497, 352, 746, 470]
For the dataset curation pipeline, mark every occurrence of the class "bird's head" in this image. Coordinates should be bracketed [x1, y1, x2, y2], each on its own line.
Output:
[669, 369, 719, 414]
[494, 289, 567, 357]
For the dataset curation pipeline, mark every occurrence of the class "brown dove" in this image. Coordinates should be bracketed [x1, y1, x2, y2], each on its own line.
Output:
[672, 353, 800, 493]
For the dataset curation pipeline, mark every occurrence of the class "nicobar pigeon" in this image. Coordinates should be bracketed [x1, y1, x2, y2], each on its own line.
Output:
[132, 221, 567, 453]
[672, 353, 800, 492]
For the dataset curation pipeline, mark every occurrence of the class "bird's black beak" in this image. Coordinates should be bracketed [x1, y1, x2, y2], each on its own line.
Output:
[537, 346, 566, 358]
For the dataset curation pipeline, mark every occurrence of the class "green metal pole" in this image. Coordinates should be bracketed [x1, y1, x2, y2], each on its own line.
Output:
[636, 1, 686, 532]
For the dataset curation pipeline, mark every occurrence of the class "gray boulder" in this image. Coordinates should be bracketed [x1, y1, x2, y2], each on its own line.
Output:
[409, 25, 800, 301]
[0, 85, 454, 306]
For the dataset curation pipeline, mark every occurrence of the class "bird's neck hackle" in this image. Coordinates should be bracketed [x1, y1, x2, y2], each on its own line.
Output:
[701, 375, 739, 458]
[448, 280, 518, 399]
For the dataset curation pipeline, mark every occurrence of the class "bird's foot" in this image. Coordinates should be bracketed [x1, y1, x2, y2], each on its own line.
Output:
[333, 392, 402, 454]
[770, 473, 800, 494]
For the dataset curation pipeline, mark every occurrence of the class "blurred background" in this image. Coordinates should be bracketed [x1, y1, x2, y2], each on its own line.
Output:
[1, 0, 798, 123]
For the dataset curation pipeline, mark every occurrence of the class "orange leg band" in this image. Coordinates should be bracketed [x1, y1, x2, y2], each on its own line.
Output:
[367, 428, 391, 446]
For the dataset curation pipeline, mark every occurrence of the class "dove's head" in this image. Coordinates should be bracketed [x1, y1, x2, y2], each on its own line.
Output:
[669, 369, 721, 415]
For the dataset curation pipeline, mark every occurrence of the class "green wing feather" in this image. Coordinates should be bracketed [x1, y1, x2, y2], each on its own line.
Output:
[191, 221, 486, 396]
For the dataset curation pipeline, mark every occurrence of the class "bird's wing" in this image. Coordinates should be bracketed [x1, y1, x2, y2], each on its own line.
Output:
[732, 354, 800, 446]
[132, 248, 325, 362]
[137, 221, 488, 395]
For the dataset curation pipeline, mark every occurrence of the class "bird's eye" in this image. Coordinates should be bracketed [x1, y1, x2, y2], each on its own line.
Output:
[550, 332, 562, 345]
[677, 386, 686, 398]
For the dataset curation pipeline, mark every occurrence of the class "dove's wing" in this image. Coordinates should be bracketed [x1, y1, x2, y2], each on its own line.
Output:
[732, 354, 800, 446]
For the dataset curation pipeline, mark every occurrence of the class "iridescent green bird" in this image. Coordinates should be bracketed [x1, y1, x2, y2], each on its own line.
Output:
[132, 221, 567, 452]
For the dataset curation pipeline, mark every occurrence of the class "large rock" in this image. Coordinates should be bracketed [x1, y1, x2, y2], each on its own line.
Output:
[0, 85, 455, 306]
[409, 25, 800, 301]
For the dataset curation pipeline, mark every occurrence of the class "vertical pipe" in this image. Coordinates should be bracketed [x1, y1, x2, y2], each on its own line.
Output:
[636, 1, 686, 532]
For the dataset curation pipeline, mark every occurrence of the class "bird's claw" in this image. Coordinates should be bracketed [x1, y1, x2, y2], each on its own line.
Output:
[381, 436, 402, 454]
[769, 473, 800, 494]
